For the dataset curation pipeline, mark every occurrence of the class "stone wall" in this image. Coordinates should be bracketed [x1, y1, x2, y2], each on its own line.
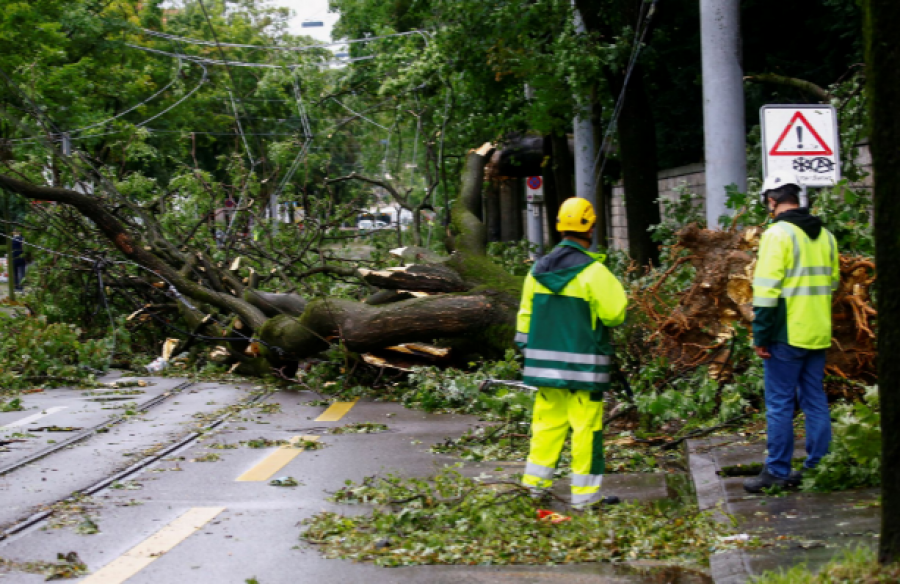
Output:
[609, 142, 873, 251]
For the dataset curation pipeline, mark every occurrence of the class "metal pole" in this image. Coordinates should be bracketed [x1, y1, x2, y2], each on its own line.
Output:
[528, 202, 545, 259]
[572, 2, 598, 249]
[700, 0, 747, 229]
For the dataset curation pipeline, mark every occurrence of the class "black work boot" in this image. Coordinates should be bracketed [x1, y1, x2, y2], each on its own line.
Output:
[575, 495, 620, 510]
[743, 467, 797, 493]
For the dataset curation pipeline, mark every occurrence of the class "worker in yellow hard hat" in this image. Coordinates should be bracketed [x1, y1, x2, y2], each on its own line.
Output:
[515, 197, 627, 508]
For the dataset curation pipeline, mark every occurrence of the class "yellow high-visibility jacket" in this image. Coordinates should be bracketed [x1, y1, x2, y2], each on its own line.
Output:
[515, 240, 627, 395]
[752, 210, 838, 350]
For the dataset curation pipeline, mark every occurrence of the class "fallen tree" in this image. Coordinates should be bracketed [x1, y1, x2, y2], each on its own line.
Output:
[0, 143, 523, 375]
[632, 223, 877, 382]
[0, 151, 877, 383]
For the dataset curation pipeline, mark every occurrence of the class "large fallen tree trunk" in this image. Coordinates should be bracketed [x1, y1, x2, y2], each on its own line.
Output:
[0, 143, 523, 374]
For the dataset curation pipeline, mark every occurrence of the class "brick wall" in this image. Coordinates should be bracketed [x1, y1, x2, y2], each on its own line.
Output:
[609, 142, 873, 251]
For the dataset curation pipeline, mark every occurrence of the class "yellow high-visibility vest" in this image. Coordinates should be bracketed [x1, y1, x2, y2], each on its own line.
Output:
[752, 222, 839, 349]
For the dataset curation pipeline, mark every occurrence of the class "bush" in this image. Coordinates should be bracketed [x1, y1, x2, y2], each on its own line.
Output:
[0, 314, 113, 393]
[650, 184, 707, 247]
[802, 386, 880, 492]
[487, 240, 537, 276]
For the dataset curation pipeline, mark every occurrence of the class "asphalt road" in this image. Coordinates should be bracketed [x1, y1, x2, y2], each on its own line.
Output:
[0, 375, 710, 584]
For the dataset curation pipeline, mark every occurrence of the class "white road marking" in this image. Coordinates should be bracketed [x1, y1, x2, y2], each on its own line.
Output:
[1, 406, 67, 429]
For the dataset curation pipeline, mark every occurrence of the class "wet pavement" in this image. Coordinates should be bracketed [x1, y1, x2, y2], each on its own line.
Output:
[0, 378, 711, 583]
[688, 436, 880, 583]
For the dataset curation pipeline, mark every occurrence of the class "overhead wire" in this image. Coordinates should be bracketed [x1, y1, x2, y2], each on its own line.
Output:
[125, 44, 376, 69]
[0, 13, 441, 351]
[8, 59, 208, 145]
[330, 97, 390, 131]
[61, 57, 184, 136]
[139, 27, 431, 51]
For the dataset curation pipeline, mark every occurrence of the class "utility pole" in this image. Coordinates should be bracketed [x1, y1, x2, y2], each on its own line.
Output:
[700, 0, 747, 228]
[572, 2, 599, 248]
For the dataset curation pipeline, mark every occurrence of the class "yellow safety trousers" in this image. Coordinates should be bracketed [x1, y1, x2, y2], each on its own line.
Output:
[521, 387, 605, 507]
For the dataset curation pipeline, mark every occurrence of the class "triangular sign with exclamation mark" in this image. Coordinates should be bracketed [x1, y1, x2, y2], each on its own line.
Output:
[769, 111, 834, 156]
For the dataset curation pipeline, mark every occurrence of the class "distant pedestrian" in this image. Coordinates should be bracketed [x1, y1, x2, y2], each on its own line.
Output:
[11, 230, 25, 291]
[744, 174, 838, 494]
[516, 197, 627, 509]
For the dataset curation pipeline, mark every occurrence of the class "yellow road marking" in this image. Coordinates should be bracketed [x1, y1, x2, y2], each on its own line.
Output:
[235, 435, 319, 482]
[80, 506, 224, 584]
[314, 398, 359, 422]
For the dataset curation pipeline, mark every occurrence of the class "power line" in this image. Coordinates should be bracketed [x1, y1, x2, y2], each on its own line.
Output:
[65, 57, 184, 135]
[139, 27, 431, 51]
[7, 61, 208, 144]
[125, 43, 375, 69]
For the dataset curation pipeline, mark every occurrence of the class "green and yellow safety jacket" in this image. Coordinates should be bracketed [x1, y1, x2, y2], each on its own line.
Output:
[515, 240, 627, 396]
[752, 209, 838, 350]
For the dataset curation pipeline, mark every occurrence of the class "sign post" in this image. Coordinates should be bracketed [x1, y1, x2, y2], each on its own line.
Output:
[525, 176, 545, 258]
[761, 105, 841, 207]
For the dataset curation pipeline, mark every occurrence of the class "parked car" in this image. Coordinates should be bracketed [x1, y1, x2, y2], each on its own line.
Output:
[357, 219, 390, 230]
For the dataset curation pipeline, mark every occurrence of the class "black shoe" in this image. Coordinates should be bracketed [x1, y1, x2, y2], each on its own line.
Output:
[576, 495, 620, 510]
[743, 468, 796, 494]
[787, 469, 804, 487]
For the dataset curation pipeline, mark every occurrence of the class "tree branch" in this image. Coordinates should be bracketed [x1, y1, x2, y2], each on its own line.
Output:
[744, 73, 830, 102]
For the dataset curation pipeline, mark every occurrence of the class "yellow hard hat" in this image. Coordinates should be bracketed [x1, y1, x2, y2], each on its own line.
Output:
[556, 197, 596, 233]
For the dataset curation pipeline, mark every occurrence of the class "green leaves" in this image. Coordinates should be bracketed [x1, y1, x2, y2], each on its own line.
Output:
[802, 386, 881, 492]
[302, 468, 736, 566]
[0, 314, 111, 394]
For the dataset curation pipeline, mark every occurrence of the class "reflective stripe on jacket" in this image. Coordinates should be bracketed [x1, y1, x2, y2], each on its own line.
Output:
[752, 221, 838, 350]
[515, 241, 627, 394]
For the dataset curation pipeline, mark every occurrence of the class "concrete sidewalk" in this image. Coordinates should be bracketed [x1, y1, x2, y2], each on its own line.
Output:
[687, 436, 880, 583]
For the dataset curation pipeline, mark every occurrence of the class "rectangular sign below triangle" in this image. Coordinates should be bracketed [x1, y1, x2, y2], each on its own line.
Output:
[769, 111, 834, 156]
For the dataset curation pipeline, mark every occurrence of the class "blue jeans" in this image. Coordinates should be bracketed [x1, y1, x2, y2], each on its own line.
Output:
[763, 342, 831, 478]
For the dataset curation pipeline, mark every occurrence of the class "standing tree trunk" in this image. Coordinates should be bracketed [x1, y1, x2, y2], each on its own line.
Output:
[590, 101, 609, 248]
[484, 180, 502, 242]
[550, 132, 576, 246]
[576, 0, 661, 264]
[865, 0, 900, 565]
[499, 178, 522, 241]
[613, 63, 661, 266]
[541, 135, 561, 246]
[3, 193, 14, 301]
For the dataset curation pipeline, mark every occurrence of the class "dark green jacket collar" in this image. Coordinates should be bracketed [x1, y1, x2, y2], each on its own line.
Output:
[532, 240, 607, 294]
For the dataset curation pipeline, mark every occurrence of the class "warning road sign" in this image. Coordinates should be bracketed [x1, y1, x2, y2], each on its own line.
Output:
[761, 105, 840, 187]
[769, 111, 834, 156]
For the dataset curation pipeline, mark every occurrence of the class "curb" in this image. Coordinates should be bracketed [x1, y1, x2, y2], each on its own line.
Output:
[686, 438, 751, 584]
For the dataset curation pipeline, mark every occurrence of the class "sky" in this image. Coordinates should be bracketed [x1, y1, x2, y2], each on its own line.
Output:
[276, 0, 340, 43]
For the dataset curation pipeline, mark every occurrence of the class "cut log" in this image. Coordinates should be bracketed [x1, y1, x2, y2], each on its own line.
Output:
[389, 246, 449, 265]
[365, 289, 419, 306]
[256, 294, 506, 360]
[358, 265, 467, 293]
